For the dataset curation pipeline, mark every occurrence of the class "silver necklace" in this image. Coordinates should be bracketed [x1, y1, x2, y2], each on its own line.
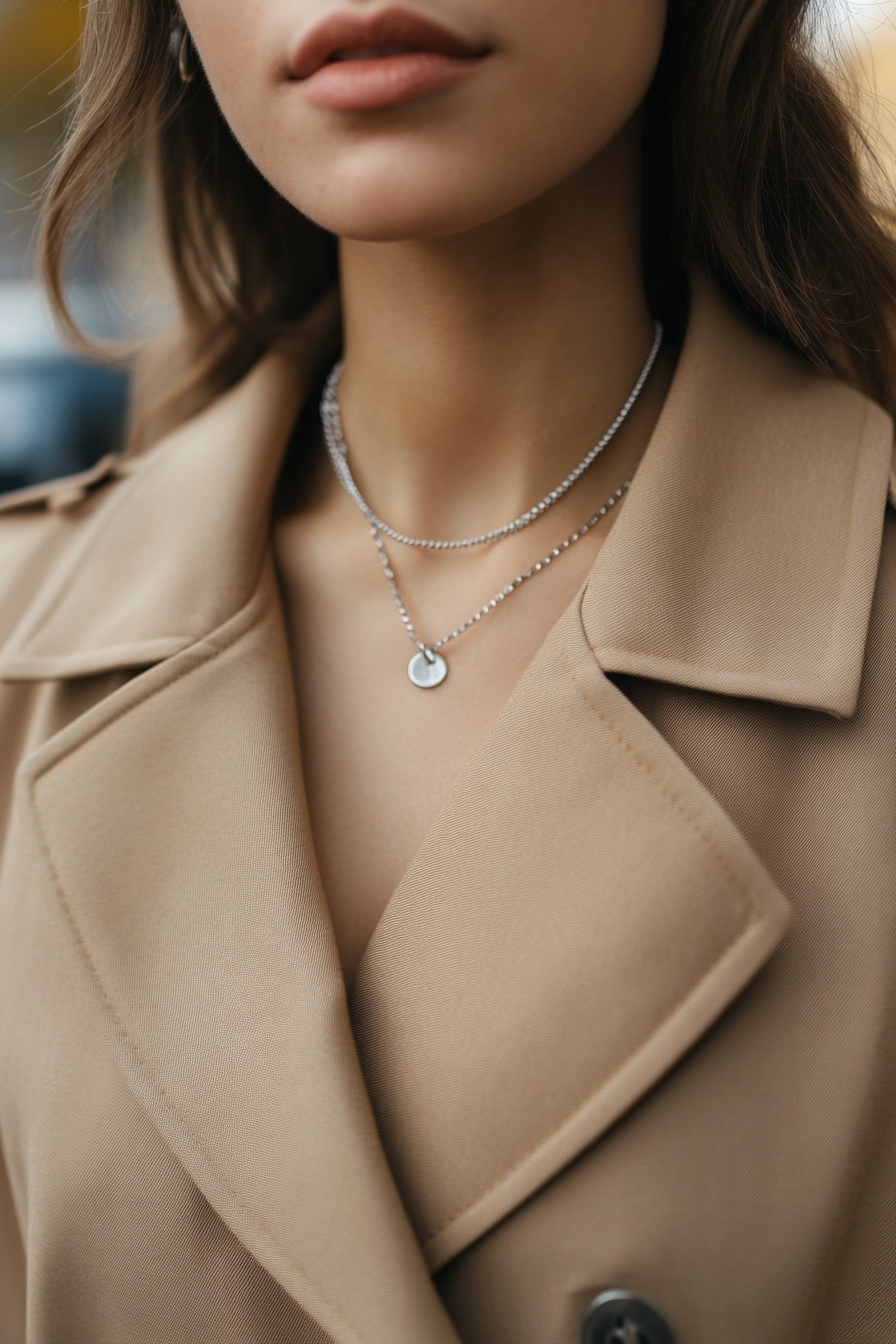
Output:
[371, 469, 638, 688]
[320, 321, 662, 550]
[320, 326, 660, 688]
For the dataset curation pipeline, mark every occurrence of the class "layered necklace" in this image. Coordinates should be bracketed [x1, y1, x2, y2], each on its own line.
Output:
[321, 321, 663, 688]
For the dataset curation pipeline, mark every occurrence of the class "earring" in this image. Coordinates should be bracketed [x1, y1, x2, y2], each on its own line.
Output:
[178, 27, 197, 83]
[170, 18, 197, 84]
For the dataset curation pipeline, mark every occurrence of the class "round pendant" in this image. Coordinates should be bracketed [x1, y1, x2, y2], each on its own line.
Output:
[408, 650, 448, 689]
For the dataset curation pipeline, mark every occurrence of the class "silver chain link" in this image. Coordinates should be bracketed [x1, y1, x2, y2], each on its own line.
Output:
[321, 321, 662, 551]
[371, 466, 638, 661]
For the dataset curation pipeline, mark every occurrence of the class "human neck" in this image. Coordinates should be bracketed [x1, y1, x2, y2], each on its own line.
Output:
[334, 123, 656, 541]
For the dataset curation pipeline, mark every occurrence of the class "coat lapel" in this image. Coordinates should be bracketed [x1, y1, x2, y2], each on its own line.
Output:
[13, 559, 460, 1344]
[349, 586, 792, 1271]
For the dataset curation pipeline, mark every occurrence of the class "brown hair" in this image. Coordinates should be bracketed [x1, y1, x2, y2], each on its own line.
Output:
[41, 0, 896, 439]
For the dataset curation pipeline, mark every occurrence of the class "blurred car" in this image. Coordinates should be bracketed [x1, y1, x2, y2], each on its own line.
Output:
[0, 282, 129, 495]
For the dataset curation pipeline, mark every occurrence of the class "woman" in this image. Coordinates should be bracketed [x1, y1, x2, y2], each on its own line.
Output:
[0, 0, 893, 1340]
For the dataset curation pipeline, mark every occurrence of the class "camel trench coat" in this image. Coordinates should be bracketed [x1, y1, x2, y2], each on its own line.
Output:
[0, 280, 893, 1344]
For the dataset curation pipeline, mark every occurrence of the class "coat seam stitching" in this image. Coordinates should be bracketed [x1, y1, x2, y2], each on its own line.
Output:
[566, 632, 753, 903]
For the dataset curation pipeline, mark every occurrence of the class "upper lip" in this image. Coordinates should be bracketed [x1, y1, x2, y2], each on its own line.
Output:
[290, 6, 487, 79]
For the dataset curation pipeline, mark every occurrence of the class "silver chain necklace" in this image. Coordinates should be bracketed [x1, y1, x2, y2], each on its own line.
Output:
[321, 321, 662, 550]
[320, 325, 661, 688]
[370, 470, 637, 687]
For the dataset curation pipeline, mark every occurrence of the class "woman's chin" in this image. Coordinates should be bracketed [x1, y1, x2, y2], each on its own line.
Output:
[282, 160, 525, 243]
[296, 192, 497, 243]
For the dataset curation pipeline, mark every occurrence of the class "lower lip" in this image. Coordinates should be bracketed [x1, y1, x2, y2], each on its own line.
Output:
[297, 51, 481, 111]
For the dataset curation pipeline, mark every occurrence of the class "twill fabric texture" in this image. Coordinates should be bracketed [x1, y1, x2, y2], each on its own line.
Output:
[0, 278, 893, 1344]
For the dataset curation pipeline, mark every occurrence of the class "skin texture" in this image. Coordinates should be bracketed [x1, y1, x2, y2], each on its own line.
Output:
[178, 0, 671, 980]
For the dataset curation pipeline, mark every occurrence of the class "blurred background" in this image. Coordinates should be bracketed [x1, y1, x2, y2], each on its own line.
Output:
[0, 0, 895, 493]
[0, 0, 154, 493]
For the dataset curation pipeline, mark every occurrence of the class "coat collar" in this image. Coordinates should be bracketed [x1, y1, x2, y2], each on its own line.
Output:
[584, 275, 892, 717]
[0, 276, 890, 710]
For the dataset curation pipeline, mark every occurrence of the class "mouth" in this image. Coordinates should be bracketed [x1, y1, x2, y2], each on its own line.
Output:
[291, 6, 490, 111]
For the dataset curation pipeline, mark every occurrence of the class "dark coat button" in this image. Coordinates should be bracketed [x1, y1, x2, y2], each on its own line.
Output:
[582, 1289, 677, 1344]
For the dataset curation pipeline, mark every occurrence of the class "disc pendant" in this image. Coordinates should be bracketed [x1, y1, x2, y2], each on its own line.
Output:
[408, 650, 448, 689]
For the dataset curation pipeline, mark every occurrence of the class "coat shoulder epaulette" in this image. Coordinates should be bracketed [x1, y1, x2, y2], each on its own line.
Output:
[0, 453, 133, 517]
